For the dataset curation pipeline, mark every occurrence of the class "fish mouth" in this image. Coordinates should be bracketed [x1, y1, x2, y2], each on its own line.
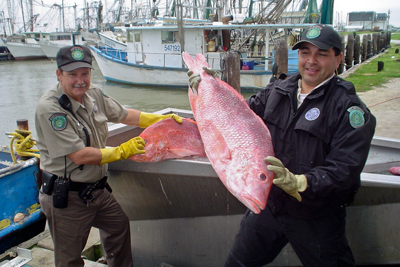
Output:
[242, 195, 265, 214]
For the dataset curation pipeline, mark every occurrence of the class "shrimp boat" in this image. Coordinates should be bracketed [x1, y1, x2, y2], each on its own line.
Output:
[37, 31, 100, 59]
[5, 32, 47, 60]
[105, 108, 400, 266]
[89, 17, 310, 92]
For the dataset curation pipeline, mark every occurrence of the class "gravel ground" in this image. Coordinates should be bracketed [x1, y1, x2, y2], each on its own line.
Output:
[357, 78, 400, 139]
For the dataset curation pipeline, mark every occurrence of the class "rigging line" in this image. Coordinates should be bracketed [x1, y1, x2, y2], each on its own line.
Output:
[368, 96, 400, 108]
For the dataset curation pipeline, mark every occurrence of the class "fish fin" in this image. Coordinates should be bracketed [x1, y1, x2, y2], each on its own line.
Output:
[182, 52, 210, 72]
[182, 51, 194, 69]
[216, 78, 245, 102]
[206, 124, 231, 162]
[182, 118, 197, 125]
[194, 53, 210, 68]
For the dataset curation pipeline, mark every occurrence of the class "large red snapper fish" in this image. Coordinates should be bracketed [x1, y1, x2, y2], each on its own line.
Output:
[129, 118, 206, 162]
[182, 52, 274, 214]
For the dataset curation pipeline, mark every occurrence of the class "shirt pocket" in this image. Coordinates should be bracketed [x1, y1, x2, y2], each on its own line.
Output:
[92, 112, 108, 143]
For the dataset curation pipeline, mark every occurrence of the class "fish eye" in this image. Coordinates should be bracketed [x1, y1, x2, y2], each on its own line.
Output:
[258, 173, 267, 181]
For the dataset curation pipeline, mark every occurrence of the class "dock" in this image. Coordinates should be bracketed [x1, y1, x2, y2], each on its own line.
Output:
[0, 226, 106, 266]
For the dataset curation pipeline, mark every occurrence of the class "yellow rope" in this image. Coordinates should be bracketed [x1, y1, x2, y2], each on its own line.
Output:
[8, 129, 40, 164]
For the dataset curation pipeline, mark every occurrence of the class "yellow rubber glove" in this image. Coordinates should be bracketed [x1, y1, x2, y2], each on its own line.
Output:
[265, 156, 307, 202]
[187, 67, 217, 90]
[100, 137, 145, 165]
[139, 112, 182, 128]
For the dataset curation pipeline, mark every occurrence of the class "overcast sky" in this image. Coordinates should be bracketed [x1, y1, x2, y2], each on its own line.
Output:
[2, 0, 399, 33]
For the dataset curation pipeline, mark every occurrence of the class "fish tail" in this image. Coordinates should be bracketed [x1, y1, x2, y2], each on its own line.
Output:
[193, 54, 209, 68]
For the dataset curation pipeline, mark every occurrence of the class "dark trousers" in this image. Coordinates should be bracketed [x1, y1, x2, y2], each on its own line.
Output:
[224, 207, 355, 267]
[40, 187, 133, 267]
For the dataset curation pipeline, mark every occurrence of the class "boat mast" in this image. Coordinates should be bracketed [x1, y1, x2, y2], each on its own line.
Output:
[62, 0, 65, 31]
[83, 0, 87, 29]
[73, 4, 77, 30]
[19, 0, 26, 32]
[29, 0, 33, 31]
[6, 0, 14, 34]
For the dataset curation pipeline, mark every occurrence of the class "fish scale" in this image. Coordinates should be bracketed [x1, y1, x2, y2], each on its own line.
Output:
[183, 52, 275, 214]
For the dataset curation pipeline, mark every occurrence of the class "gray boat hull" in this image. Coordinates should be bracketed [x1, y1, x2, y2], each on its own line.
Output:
[107, 108, 400, 266]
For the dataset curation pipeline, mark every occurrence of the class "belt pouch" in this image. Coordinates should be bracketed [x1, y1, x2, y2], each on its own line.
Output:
[42, 171, 56, 195]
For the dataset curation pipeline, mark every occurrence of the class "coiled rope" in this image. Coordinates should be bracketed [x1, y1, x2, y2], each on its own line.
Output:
[8, 129, 40, 164]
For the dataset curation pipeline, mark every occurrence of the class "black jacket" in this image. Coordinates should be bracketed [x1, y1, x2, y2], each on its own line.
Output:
[247, 73, 376, 219]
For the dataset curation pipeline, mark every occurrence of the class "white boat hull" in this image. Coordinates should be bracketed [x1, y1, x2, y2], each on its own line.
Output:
[37, 41, 67, 59]
[6, 42, 46, 60]
[89, 46, 272, 91]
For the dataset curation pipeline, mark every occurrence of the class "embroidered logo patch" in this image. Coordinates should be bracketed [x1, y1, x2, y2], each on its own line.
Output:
[101, 90, 109, 98]
[306, 25, 322, 39]
[347, 106, 365, 128]
[49, 113, 67, 131]
[305, 108, 320, 121]
[71, 47, 84, 60]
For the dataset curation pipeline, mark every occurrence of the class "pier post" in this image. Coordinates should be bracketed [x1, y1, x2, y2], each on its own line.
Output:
[338, 35, 345, 74]
[17, 119, 29, 132]
[273, 39, 288, 78]
[221, 52, 241, 93]
[345, 34, 354, 70]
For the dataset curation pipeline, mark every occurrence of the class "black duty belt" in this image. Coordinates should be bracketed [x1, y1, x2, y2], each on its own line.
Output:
[41, 171, 112, 194]
[69, 176, 109, 192]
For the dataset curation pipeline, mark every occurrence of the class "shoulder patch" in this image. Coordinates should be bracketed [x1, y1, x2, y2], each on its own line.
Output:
[49, 113, 68, 131]
[101, 90, 109, 98]
[347, 106, 365, 128]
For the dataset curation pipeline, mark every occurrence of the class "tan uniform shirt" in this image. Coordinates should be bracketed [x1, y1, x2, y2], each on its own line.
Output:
[35, 83, 128, 183]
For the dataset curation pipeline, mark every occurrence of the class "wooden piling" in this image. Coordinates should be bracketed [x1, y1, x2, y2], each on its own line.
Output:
[367, 34, 372, 59]
[361, 35, 368, 62]
[372, 33, 379, 55]
[354, 34, 360, 65]
[338, 35, 345, 74]
[221, 52, 241, 94]
[345, 34, 354, 70]
[274, 39, 288, 77]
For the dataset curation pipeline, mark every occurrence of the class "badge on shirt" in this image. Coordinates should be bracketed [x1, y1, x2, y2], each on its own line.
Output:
[305, 108, 320, 121]
[347, 106, 365, 128]
[49, 113, 67, 131]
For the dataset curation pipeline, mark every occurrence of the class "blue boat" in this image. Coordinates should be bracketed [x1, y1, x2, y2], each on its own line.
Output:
[0, 147, 46, 254]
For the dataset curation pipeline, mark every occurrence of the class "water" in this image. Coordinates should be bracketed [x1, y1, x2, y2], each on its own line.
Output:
[0, 58, 254, 146]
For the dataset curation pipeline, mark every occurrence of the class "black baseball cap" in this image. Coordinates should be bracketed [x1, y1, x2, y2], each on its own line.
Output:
[292, 24, 342, 53]
[56, 45, 94, 71]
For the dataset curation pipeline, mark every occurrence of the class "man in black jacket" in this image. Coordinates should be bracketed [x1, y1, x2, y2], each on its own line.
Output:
[222, 25, 376, 266]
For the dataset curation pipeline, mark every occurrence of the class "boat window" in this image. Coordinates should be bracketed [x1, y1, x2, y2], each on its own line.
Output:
[161, 31, 179, 44]
[127, 31, 133, 42]
[50, 35, 71, 41]
[35, 34, 40, 39]
[135, 34, 141, 42]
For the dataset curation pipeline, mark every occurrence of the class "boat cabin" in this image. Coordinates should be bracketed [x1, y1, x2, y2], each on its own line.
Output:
[120, 19, 311, 70]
